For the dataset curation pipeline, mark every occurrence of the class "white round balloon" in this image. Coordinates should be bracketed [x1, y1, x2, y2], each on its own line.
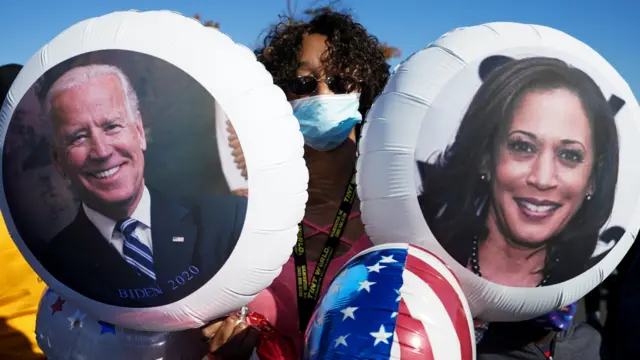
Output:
[357, 22, 640, 321]
[36, 288, 209, 360]
[0, 10, 307, 330]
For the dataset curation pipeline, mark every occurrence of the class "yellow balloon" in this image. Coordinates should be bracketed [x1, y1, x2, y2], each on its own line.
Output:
[0, 213, 46, 358]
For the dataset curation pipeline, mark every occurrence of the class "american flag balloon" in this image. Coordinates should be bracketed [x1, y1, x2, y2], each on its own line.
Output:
[304, 243, 475, 360]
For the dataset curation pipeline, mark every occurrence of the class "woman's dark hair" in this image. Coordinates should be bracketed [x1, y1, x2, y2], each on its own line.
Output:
[418, 56, 620, 284]
[255, 11, 389, 117]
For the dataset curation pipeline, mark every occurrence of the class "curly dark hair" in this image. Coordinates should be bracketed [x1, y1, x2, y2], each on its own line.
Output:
[255, 11, 390, 117]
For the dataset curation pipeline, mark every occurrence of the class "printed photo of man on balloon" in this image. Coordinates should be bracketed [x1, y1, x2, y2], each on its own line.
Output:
[417, 56, 624, 288]
[2, 51, 248, 307]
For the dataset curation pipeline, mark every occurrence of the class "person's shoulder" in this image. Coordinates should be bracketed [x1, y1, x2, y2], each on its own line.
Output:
[193, 194, 248, 217]
[149, 187, 246, 209]
[196, 193, 247, 204]
[148, 188, 247, 228]
[194, 194, 247, 234]
[555, 322, 602, 360]
[39, 221, 77, 268]
[50, 224, 75, 248]
[183, 194, 247, 211]
[40, 210, 85, 254]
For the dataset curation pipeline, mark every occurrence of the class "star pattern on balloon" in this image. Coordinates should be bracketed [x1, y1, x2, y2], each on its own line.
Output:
[366, 262, 387, 273]
[340, 307, 358, 321]
[68, 309, 86, 330]
[357, 279, 376, 292]
[334, 334, 349, 348]
[98, 320, 116, 335]
[370, 324, 393, 346]
[50, 296, 65, 315]
[395, 288, 403, 302]
[306, 248, 409, 359]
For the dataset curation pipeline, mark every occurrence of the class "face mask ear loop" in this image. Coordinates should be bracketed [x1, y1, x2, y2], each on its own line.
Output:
[355, 112, 363, 156]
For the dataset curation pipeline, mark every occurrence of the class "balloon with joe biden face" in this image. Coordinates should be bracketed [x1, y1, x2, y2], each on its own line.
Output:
[356, 22, 640, 321]
[0, 10, 307, 331]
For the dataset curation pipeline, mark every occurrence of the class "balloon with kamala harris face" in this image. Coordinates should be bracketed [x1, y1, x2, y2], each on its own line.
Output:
[357, 22, 640, 322]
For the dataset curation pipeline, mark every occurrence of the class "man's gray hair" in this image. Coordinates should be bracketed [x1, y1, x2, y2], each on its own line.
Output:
[43, 64, 140, 126]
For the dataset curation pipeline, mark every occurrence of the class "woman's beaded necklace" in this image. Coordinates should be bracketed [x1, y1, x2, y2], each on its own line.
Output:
[470, 236, 557, 344]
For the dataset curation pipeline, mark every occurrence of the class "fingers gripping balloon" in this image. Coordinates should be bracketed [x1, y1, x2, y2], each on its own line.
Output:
[215, 100, 249, 194]
[304, 243, 475, 360]
[227, 120, 248, 181]
[242, 310, 298, 360]
[200, 306, 297, 360]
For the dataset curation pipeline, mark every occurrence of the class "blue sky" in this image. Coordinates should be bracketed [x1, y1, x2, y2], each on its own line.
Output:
[1, 0, 638, 98]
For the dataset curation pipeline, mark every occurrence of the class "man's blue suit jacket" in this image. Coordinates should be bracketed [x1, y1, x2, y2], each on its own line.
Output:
[38, 188, 248, 307]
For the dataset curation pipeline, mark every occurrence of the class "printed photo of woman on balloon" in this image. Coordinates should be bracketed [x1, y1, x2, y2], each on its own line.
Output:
[417, 56, 621, 287]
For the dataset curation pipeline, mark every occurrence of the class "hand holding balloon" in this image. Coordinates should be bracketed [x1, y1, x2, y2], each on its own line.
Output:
[227, 120, 248, 180]
[233, 189, 249, 197]
[202, 307, 260, 359]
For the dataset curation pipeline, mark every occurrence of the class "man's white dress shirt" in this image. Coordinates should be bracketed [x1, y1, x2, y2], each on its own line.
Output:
[83, 185, 154, 257]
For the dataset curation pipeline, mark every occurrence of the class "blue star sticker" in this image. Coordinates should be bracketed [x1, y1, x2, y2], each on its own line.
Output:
[97, 321, 116, 335]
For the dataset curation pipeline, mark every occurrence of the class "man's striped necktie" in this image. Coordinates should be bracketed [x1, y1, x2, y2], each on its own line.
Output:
[116, 218, 156, 281]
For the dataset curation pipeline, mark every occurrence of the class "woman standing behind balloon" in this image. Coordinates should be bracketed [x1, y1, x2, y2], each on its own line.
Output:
[418, 57, 619, 288]
[202, 11, 389, 359]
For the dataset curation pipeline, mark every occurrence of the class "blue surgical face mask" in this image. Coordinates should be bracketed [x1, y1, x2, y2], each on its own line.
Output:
[290, 93, 362, 151]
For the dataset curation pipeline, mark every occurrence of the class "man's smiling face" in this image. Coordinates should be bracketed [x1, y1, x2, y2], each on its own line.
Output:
[49, 73, 146, 216]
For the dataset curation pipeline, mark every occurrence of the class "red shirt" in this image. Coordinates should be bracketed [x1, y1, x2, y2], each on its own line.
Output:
[248, 213, 372, 359]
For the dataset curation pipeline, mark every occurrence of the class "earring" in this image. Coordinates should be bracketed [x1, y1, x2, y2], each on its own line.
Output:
[480, 173, 489, 181]
[586, 193, 592, 201]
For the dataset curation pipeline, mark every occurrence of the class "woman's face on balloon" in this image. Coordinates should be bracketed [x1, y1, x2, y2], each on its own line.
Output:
[491, 88, 594, 245]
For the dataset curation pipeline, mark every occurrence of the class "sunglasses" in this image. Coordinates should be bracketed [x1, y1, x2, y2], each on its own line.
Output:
[286, 74, 361, 96]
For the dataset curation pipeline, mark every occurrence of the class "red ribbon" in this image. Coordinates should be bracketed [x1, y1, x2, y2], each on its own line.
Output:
[243, 311, 298, 360]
